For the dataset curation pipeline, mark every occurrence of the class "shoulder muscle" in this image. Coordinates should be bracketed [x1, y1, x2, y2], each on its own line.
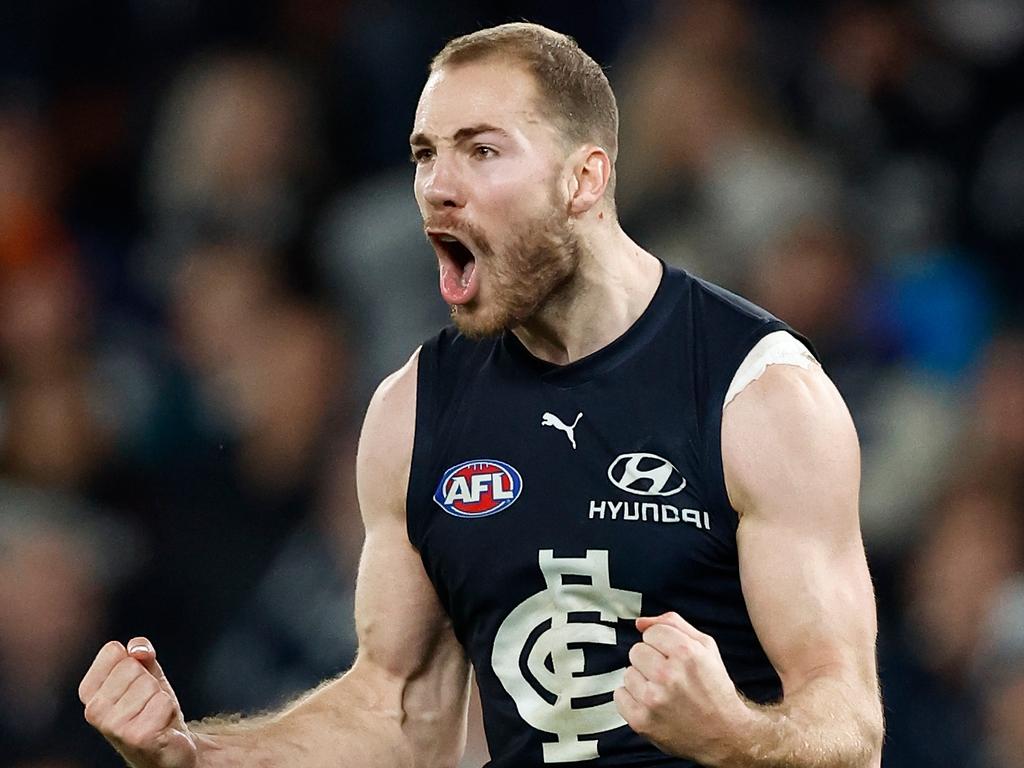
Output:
[722, 361, 859, 533]
[357, 347, 420, 531]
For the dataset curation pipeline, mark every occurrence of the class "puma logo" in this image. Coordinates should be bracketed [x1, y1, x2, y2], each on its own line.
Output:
[541, 411, 583, 450]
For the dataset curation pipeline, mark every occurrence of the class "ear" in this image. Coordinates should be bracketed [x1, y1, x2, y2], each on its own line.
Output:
[568, 146, 612, 215]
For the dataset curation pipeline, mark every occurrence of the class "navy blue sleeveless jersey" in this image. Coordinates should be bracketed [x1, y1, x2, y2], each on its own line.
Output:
[406, 264, 816, 767]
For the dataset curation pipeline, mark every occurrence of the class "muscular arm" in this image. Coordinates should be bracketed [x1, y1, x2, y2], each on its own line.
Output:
[720, 362, 883, 767]
[614, 362, 882, 768]
[81, 350, 472, 768]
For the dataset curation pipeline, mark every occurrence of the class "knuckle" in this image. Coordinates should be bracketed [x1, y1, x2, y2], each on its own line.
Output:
[152, 690, 173, 712]
[101, 640, 127, 662]
[653, 665, 673, 687]
[117, 655, 141, 671]
[646, 625, 676, 648]
[136, 674, 159, 695]
[116, 657, 145, 680]
[643, 685, 666, 709]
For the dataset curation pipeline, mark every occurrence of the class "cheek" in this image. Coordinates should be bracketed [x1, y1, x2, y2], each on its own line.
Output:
[477, 174, 529, 210]
[480, 176, 555, 227]
[479, 155, 555, 201]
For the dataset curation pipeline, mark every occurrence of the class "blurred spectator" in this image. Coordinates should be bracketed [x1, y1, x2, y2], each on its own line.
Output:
[0, 108, 126, 492]
[972, 109, 1024, 260]
[614, 0, 840, 285]
[921, 0, 1024, 66]
[0, 482, 138, 768]
[169, 241, 344, 490]
[972, 577, 1024, 768]
[144, 52, 324, 263]
[0, 109, 66, 272]
[0, 252, 116, 488]
[881, 465, 1023, 767]
[969, 331, 1024, 470]
[744, 217, 965, 556]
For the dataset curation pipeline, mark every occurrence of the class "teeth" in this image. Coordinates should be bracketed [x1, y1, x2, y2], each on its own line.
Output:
[439, 235, 457, 242]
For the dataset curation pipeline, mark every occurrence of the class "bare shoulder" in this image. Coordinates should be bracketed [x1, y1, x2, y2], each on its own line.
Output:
[721, 360, 860, 526]
[357, 348, 421, 528]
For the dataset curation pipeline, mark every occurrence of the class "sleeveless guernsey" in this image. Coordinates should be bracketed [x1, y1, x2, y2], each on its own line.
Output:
[406, 264, 816, 767]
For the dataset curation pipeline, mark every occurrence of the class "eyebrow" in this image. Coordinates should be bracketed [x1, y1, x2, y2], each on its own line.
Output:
[409, 123, 511, 147]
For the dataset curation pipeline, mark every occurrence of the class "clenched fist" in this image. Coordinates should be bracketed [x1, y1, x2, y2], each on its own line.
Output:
[79, 638, 198, 768]
[614, 613, 752, 765]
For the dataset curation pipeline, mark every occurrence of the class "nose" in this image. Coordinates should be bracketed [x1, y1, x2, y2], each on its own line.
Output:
[422, 154, 465, 209]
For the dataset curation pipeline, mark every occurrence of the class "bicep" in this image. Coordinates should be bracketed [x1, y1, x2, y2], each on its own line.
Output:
[724, 364, 878, 695]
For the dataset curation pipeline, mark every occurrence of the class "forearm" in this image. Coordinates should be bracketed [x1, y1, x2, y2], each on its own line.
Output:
[717, 676, 883, 768]
[191, 711, 411, 768]
[189, 676, 413, 768]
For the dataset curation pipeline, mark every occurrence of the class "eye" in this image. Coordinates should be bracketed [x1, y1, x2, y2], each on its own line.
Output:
[473, 145, 497, 159]
[411, 148, 435, 164]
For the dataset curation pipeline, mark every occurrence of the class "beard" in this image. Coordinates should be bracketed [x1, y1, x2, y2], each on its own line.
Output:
[446, 200, 584, 340]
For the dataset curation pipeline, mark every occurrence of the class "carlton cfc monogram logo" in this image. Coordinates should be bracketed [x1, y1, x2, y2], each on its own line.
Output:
[492, 550, 643, 763]
[433, 459, 523, 518]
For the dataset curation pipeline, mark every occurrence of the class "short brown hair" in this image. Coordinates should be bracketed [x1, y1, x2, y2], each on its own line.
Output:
[431, 22, 619, 174]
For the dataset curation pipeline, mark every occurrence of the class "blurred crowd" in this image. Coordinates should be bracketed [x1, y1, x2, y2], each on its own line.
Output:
[1, 1, 1021, 767]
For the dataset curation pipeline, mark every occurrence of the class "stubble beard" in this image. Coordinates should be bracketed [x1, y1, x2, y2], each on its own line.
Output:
[451, 204, 584, 340]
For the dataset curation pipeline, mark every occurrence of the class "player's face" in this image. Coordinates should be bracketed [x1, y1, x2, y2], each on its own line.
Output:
[411, 60, 581, 337]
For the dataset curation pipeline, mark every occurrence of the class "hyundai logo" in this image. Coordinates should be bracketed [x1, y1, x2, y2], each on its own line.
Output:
[607, 453, 686, 496]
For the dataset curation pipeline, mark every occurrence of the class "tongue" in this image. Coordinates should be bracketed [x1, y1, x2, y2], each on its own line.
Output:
[440, 258, 478, 305]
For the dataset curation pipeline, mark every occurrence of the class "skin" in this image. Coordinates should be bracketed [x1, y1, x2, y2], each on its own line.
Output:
[79, 55, 882, 768]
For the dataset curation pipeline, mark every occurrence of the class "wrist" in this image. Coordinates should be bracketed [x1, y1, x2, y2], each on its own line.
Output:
[192, 731, 219, 768]
[700, 695, 769, 768]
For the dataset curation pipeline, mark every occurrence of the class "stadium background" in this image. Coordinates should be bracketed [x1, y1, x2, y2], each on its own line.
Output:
[1, 1, 1022, 766]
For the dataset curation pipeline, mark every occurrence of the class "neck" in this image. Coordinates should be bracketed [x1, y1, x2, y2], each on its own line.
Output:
[510, 221, 661, 365]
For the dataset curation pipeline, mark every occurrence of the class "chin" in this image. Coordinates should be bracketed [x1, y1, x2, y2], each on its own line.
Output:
[451, 306, 510, 339]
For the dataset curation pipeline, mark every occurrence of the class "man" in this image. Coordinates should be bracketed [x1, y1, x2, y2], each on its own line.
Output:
[79, 22, 883, 768]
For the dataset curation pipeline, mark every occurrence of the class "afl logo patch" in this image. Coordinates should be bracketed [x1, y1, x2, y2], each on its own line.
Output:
[608, 453, 686, 496]
[434, 459, 523, 518]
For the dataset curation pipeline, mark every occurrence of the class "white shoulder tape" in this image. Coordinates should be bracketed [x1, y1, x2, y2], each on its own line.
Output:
[723, 331, 817, 411]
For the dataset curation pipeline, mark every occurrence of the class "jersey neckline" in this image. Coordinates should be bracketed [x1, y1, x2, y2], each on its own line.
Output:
[498, 260, 684, 386]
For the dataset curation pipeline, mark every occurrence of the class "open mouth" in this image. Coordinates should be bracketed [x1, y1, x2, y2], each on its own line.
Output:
[436, 234, 475, 273]
[429, 231, 479, 305]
